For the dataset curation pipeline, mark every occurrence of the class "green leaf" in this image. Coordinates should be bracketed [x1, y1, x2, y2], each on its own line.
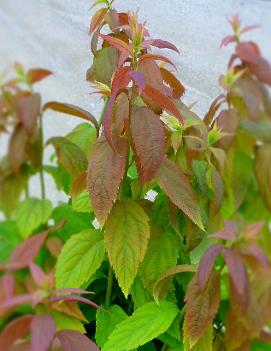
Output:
[157, 158, 204, 230]
[0, 220, 21, 263]
[14, 198, 52, 238]
[72, 191, 93, 213]
[67, 123, 97, 158]
[105, 201, 150, 297]
[52, 204, 93, 241]
[87, 47, 119, 86]
[47, 137, 87, 176]
[102, 301, 179, 351]
[131, 277, 153, 310]
[96, 305, 128, 348]
[44, 165, 72, 194]
[55, 229, 104, 289]
[139, 228, 179, 293]
[52, 311, 85, 333]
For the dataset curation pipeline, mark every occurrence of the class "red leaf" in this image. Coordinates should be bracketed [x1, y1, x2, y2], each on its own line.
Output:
[8, 124, 28, 173]
[50, 295, 106, 312]
[157, 158, 203, 229]
[144, 84, 184, 124]
[140, 54, 177, 70]
[198, 244, 224, 291]
[142, 39, 179, 53]
[220, 35, 236, 48]
[236, 42, 261, 64]
[239, 24, 261, 35]
[131, 107, 165, 184]
[185, 271, 220, 343]
[56, 330, 100, 351]
[224, 248, 248, 296]
[70, 171, 87, 198]
[0, 315, 33, 351]
[15, 93, 41, 135]
[43, 102, 98, 135]
[100, 34, 132, 55]
[31, 315, 56, 351]
[160, 67, 185, 99]
[243, 221, 264, 240]
[248, 56, 271, 87]
[0, 294, 34, 309]
[26, 68, 53, 84]
[203, 94, 225, 127]
[127, 71, 145, 93]
[9, 231, 48, 270]
[87, 135, 127, 225]
[29, 262, 48, 288]
[89, 8, 107, 34]
[241, 243, 269, 267]
[211, 221, 239, 241]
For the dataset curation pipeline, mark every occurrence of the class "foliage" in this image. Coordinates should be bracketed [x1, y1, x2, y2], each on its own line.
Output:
[0, 3, 271, 351]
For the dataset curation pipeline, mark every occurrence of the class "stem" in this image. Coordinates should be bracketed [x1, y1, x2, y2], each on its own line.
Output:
[25, 183, 29, 199]
[105, 265, 114, 306]
[39, 113, 46, 200]
[161, 344, 167, 351]
[98, 97, 109, 130]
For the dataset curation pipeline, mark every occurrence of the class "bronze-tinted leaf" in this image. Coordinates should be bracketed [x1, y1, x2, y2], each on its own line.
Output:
[70, 171, 87, 198]
[236, 42, 260, 64]
[140, 54, 177, 70]
[100, 34, 132, 55]
[224, 248, 248, 296]
[216, 109, 238, 150]
[254, 143, 271, 211]
[0, 315, 33, 351]
[185, 270, 220, 344]
[87, 135, 127, 225]
[144, 84, 184, 124]
[8, 125, 28, 173]
[131, 107, 165, 184]
[157, 158, 203, 229]
[31, 315, 56, 351]
[15, 93, 41, 135]
[89, 7, 107, 34]
[198, 244, 224, 291]
[43, 102, 98, 134]
[57, 330, 99, 351]
[160, 67, 185, 99]
[142, 39, 179, 53]
[47, 137, 88, 177]
[26, 68, 53, 84]
[9, 231, 48, 270]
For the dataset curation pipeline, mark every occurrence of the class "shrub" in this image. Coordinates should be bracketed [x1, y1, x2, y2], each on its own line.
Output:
[0, 2, 271, 350]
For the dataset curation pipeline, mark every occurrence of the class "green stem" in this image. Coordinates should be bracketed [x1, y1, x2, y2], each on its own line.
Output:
[98, 97, 109, 131]
[25, 183, 29, 199]
[105, 265, 114, 306]
[39, 113, 46, 200]
[161, 344, 167, 351]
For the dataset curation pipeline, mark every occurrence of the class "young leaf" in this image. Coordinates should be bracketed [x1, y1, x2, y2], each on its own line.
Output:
[47, 137, 88, 177]
[130, 107, 165, 184]
[31, 315, 56, 351]
[140, 54, 177, 70]
[100, 34, 132, 55]
[87, 136, 127, 225]
[104, 201, 150, 297]
[96, 305, 128, 348]
[26, 68, 53, 84]
[14, 198, 52, 238]
[89, 7, 108, 34]
[102, 301, 178, 351]
[8, 125, 28, 173]
[0, 315, 33, 350]
[153, 264, 197, 302]
[224, 248, 248, 296]
[185, 271, 220, 344]
[15, 93, 41, 135]
[144, 84, 184, 124]
[142, 39, 179, 53]
[197, 244, 224, 291]
[9, 231, 48, 269]
[43, 102, 98, 134]
[56, 330, 99, 351]
[160, 67, 185, 98]
[157, 158, 204, 230]
[55, 229, 104, 289]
